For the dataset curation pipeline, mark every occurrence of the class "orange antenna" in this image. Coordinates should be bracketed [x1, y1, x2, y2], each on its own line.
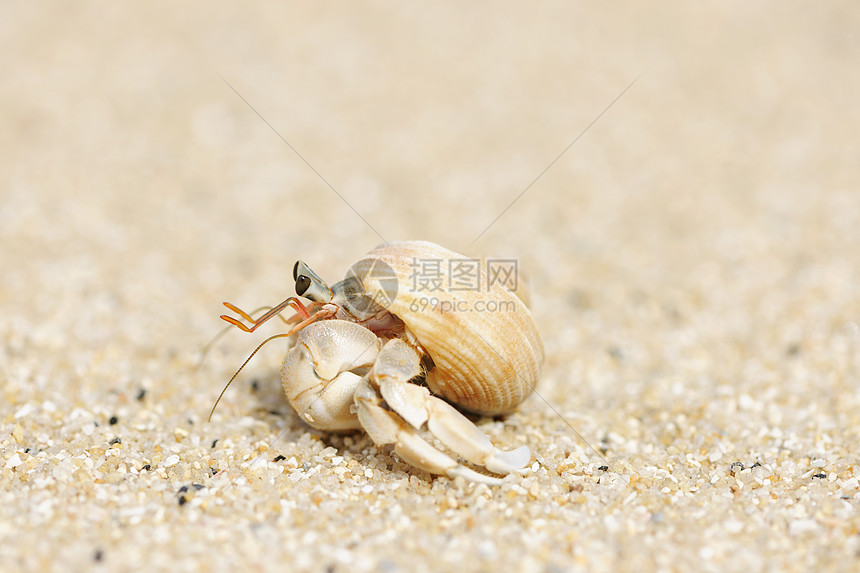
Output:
[207, 306, 336, 421]
[220, 297, 311, 333]
[197, 305, 300, 369]
[207, 332, 292, 422]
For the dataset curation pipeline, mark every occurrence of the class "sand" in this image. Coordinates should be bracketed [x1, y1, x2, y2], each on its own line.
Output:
[2, 2, 859, 572]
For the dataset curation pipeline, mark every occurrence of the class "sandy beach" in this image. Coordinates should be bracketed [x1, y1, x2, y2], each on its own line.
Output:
[2, 2, 859, 571]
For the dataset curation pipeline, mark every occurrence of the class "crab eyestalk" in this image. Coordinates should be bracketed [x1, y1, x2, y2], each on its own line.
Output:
[293, 260, 333, 303]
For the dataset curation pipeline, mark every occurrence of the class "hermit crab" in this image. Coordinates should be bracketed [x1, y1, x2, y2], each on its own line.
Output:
[215, 240, 544, 484]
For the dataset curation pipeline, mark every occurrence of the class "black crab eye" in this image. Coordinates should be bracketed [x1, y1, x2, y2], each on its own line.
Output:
[292, 261, 300, 281]
[295, 275, 312, 297]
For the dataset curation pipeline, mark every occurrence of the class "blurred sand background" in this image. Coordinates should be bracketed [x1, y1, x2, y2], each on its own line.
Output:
[2, 2, 859, 572]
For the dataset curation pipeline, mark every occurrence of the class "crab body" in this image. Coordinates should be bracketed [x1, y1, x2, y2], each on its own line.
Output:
[221, 240, 544, 484]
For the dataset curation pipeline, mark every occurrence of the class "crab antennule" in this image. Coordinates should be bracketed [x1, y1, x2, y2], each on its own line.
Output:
[220, 297, 311, 333]
[208, 307, 336, 421]
[198, 305, 306, 368]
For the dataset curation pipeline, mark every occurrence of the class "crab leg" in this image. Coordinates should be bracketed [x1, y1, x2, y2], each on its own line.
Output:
[354, 378, 503, 485]
[356, 339, 530, 481]
[423, 397, 531, 474]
